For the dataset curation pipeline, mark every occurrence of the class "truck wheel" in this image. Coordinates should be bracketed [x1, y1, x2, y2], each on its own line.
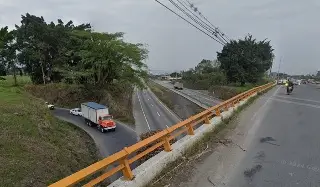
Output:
[111, 128, 116, 132]
[100, 126, 104, 133]
[88, 122, 92, 127]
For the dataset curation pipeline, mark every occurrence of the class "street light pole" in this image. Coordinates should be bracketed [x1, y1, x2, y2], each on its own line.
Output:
[277, 56, 282, 82]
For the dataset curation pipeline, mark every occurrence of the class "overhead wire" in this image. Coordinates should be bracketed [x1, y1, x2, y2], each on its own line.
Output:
[154, 0, 225, 45]
[173, 0, 227, 44]
[185, 0, 231, 42]
[168, 0, 226, 44]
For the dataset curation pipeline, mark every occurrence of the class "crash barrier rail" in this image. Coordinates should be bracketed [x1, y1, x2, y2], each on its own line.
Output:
[49, 82, 275, 187]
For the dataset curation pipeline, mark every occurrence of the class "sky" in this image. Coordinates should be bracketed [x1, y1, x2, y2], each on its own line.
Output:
[0, 0, 319, 75]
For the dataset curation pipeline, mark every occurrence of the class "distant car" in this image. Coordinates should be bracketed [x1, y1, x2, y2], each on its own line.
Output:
[47, 104, 55, 110]
[70, 108, 82, 116]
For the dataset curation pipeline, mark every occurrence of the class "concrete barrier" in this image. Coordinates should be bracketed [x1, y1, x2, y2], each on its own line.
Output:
[108, 94, 255, 187]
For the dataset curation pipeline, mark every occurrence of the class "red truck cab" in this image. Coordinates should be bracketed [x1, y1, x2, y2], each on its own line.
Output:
[98, 115, 116, 132]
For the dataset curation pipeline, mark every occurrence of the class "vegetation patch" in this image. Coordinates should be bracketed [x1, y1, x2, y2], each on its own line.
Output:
[147, 81, 174, 111]
[147, 80, 203, 120]
[0, 76, 99, 187]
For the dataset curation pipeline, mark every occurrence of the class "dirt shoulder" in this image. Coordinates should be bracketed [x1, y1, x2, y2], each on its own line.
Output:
[148, 87, 276, 187]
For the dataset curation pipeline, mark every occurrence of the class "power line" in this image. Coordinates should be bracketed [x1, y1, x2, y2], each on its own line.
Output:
[154, 0, 225, 45]
[185, 0, 230, 42]
[168, 0, 226, 44]
[173, 0, 227, 44]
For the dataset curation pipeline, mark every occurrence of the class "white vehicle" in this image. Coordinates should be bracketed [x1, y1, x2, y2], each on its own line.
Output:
[174, 82, 183, 90]
[70, 108, 82, 116]
[46, 102, 55, 110]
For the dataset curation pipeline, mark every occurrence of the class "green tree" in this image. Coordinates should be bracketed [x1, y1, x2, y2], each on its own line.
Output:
[78, 31, 148, 87]
[217, 34, 274, 85]
[170, 72, 181, 77]
[0, 26, 18, 85]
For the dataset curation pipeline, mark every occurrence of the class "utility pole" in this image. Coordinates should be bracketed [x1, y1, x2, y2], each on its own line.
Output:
[277, 56, 282, 82]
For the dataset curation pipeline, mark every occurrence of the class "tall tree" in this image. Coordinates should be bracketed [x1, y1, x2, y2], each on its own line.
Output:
[217, 34, 274, 85]
[0, 26, 18, 85]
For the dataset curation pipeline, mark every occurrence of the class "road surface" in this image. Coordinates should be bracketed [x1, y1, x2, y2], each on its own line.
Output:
[174, 84, 320, 187]
[133, 88, 181, 135]
[226, 84, 320, 187]
[53, 108, 137, 157]
[154, 80, 221, 108]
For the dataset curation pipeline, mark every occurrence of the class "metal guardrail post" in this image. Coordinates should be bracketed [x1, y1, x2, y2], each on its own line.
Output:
[215, 107, 221, 116]
[163, 130, 172, 152]
[204, 115, 210, 124]
[186, 118, 195, 135]
[120, 147, 134, 180]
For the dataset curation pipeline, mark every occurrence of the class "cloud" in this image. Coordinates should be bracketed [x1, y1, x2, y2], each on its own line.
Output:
[0, 0, 319, 74]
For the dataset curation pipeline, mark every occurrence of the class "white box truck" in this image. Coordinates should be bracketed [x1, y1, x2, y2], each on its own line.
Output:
[174, 82, 183, 90]
[81, 102, 116, 133]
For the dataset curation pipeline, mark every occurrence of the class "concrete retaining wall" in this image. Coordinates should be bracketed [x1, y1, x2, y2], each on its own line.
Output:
[108, 93, 256, 187]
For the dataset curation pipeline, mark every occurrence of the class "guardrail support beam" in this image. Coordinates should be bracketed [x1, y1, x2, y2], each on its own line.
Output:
[204, 115, 210, 124]
[121, 148, 134, 180]
[215, 108, 221, 116]
[163, 136, 172, 152]
[186, 123, 195, 135]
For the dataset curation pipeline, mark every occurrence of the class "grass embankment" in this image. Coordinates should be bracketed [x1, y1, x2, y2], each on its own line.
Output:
[25, 82, 134, 124]
[0, 76, 99, 187]
[149, 85, 274, 187]
[147, 80, 203, 120]
[147, 81, 174, 111]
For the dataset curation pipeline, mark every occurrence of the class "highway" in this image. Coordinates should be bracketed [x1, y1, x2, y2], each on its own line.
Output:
[133, 88, 181, 135]
[154, 80, 221, 108]
[53, 108, 137, 157]
[174, 84, 320, 187]
[227, 84, 320, 187]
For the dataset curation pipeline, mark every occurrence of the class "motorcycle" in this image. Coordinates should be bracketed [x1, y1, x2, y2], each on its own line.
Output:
[285, 83, 293, 95]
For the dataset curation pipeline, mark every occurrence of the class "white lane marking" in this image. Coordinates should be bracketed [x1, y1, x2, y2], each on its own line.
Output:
[157, 111, 160, 116]
[269, 97, 320, 109]
[166, 125, 169, 128]
[274, 95, 320, 104]
[151, 104, 153, 107]
[137, 91, 151, 131]
[251, 86, 281, 121]
[147, 88, 182, 122]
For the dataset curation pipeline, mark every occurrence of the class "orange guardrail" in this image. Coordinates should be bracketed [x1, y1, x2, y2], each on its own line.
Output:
[49, 82, 275, 187]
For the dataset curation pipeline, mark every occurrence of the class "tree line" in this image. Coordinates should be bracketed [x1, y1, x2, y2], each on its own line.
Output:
[0, 13, 148, 87]
[182, 34, 274, 88]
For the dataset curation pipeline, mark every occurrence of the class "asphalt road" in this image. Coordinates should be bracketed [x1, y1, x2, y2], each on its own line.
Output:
[53, 108, 137, 158]
[133, 88, 181, 135]
[154, 80, 221, 108]
[225, 84, 320, 187]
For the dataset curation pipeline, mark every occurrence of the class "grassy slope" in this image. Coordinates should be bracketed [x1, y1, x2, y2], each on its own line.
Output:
[0, 76, 99, 187]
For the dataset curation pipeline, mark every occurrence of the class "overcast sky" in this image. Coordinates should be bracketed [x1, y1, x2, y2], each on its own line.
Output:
[1, 0, 319, 75]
